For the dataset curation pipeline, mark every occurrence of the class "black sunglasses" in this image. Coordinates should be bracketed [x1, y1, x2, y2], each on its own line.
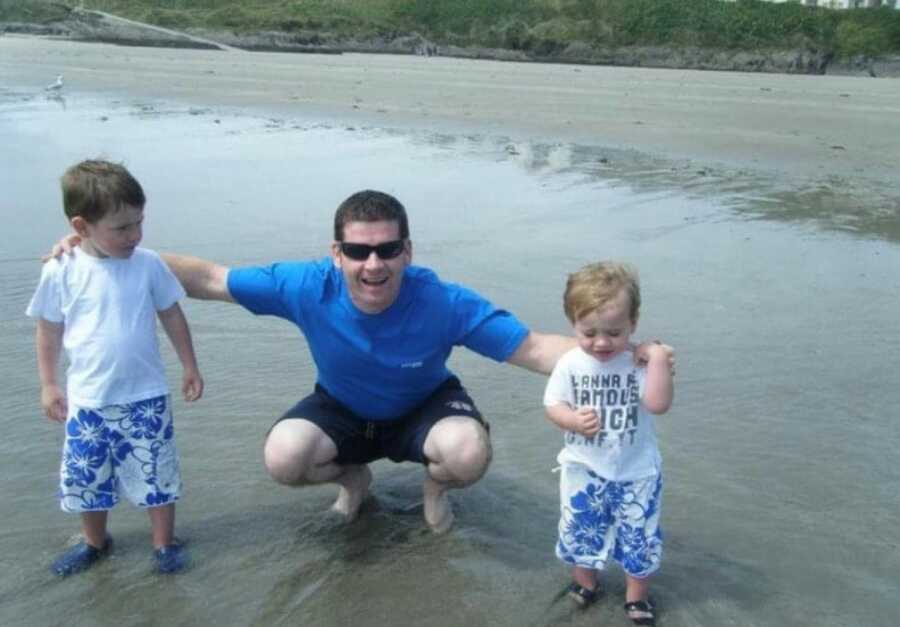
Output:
[339, 239, 406, 261]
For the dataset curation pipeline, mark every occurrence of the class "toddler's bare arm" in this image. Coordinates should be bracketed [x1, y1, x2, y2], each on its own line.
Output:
[638, 343, 675, 414]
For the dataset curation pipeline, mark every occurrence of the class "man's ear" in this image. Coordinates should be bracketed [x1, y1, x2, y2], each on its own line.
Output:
[70, 216, 90, 237]
[331, 241, 342, 268]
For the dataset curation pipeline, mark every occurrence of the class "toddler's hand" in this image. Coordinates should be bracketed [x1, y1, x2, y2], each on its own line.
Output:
[182, 369, 204, 402]
[633, 341, 675, 375]
[573, 406, 600, 437]
[41, 385, 67, 423]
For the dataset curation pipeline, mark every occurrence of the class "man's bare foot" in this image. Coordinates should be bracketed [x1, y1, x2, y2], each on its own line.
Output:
[423, 475, 454, 534]
[330, 464, 372, 521]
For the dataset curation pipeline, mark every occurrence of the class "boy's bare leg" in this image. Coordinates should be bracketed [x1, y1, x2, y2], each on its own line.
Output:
[147, 503, 175, 548]
[264, 419, 372, 521]
[625, 573, 651, 603]
[566, 565, 601, 606]
[81, 510, 109, 548]
[147, 503, 189, 573]
[422, 416, 491, 534]
[573, 565, 598, 591]
[624, 574, 655, 622]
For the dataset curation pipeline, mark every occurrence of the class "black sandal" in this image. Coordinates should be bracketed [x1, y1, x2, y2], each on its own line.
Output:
[566, 582, 600, 607]
[623, 599, 656, 625]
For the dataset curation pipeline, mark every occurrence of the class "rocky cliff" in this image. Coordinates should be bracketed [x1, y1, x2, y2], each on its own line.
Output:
[3, 8, 898, 77]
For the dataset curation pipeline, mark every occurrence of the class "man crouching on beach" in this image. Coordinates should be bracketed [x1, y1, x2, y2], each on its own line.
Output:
[54, 190, 575, 533]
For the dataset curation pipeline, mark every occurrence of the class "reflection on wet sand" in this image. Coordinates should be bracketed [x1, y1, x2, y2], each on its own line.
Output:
[2, 88, 899, 627]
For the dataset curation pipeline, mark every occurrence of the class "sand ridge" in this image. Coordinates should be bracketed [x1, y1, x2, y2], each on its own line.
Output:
[2, 35, 899, 188]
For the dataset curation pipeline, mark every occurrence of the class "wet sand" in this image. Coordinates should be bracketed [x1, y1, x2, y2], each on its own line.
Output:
[4, 33, 900, 627]
[2, 34, 900, 187]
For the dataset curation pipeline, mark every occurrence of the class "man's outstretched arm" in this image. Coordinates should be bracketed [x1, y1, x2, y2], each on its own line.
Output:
[46, 237, 235, 304]
[506, 331, 576, 375]
[161, 253, 235, 303]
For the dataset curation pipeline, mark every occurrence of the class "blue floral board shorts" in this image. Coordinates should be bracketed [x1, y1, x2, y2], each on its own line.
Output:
[557, 463, 663, 578]
[59, 394, 181, 512]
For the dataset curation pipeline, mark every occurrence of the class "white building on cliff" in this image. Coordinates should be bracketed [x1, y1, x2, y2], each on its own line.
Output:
[723, 0, 898, 7]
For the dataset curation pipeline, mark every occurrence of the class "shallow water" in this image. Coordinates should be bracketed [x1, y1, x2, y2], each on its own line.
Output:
[1, 87, 898, 627]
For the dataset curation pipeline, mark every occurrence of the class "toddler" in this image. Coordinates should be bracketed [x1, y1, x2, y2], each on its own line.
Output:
[27, 159, 203, 576]
[543, 261, 674, 626]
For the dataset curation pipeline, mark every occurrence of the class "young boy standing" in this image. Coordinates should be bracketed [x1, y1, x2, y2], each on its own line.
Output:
[27, 160, 203, 576]
[543, 262, 674, 626]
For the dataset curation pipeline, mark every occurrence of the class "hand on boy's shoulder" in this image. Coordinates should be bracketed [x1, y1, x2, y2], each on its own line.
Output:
[42, 234, 82, 263]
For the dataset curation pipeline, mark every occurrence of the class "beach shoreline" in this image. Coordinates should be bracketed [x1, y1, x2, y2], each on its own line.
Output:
[4, 31, 900, 627]
[3, 34, 899, 192]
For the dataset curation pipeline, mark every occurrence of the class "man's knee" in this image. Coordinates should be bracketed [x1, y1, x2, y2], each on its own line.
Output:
[426, 417, 492, 483]
[263, 419, 334, 485]
[453, 424, 491, 479]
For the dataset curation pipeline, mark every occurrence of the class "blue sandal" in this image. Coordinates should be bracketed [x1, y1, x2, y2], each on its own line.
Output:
[154, 540, 189, 574]
[51, 537, 112, 576]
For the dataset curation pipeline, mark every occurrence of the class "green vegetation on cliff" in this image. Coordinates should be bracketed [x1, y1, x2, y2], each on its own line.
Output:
[3, 0, 899, 59]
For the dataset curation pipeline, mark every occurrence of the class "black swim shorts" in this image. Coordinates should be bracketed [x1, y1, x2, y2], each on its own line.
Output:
[272, 376, 487, 466]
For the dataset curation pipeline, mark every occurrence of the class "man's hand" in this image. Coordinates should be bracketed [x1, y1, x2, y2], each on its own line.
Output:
[41, 384, 67, 423]
[42, 234, 81, 262]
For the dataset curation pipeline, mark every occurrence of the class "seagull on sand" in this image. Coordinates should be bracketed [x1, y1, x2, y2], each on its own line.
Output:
[45, 75, 64, 92]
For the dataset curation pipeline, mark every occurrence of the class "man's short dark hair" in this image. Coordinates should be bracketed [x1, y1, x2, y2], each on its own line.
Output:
[334, 190, 409, 241]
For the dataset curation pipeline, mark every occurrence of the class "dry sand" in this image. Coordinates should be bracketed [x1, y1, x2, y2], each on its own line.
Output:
[2, 35, 899, 187]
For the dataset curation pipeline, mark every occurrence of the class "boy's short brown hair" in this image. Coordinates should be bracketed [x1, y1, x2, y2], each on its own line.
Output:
[563, 261, 641, 324]
[61, 159, 145, 223]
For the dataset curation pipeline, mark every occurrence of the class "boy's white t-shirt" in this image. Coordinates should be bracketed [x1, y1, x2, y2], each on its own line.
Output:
[26, 247, 185, 408]
[543, 348, 661, 481]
